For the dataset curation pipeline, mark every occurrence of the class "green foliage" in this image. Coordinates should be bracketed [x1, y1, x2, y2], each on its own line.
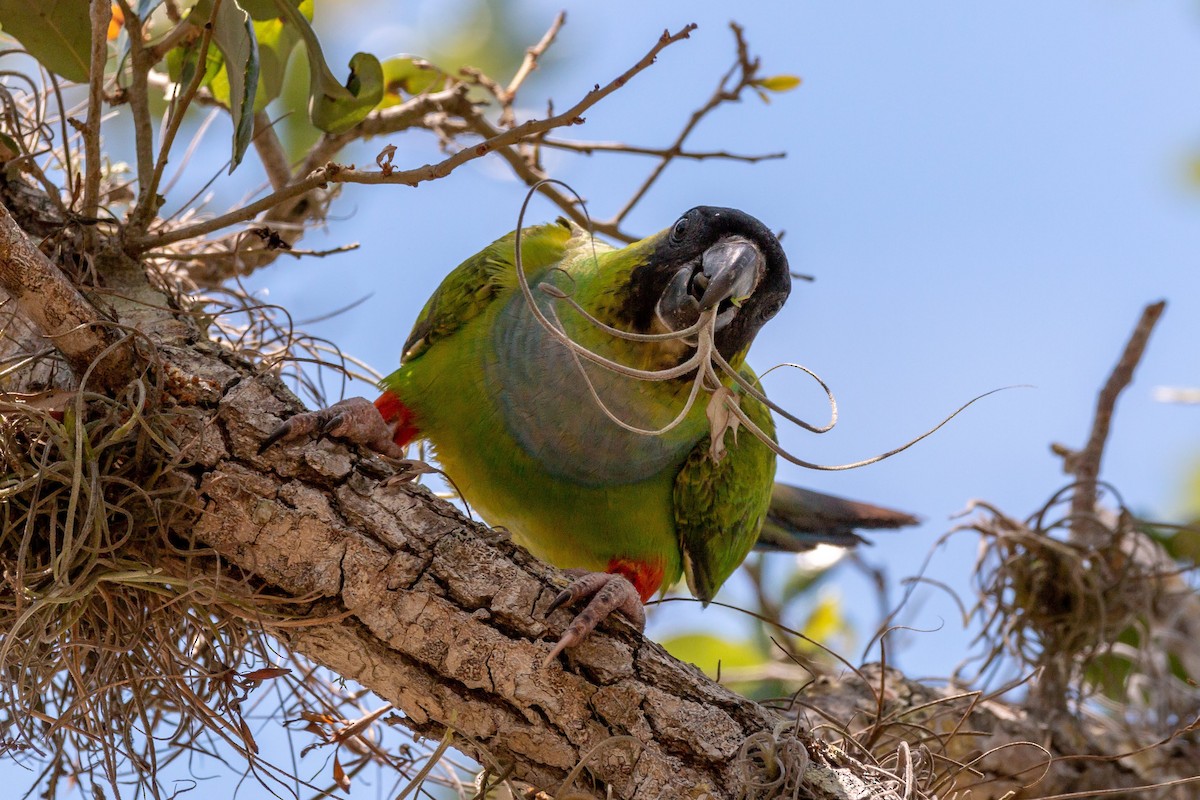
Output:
[137, 0, 167, 17]
[0, 0, 91, 82]
[380, 56, 449, 108]
[0, 0, 452, 169]
[193, 0, 260, 169]
[251, 0, 310, 112]
[661, 632, 764, 677]
[268, 0, 381, 134]
[750, 73, 802, 104]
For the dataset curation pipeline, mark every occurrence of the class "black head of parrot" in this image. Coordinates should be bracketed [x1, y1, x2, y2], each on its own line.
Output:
[623, 206, 790, 361]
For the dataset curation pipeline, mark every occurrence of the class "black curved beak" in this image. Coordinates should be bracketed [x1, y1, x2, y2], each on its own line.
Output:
[655, 236, 766, 333]
[696, 236, 764, 313]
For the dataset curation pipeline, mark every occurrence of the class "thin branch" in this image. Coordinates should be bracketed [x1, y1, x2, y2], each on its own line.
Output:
[1065, 300, 1166, 543]
[497, 11, 566, 128]
[0, 199, 132, 390]
[119, 0, 160, 233]
[148, 17, 201, 61]
[455, 109, 633, 241]
[252, 111, 291, 192]
[130, 0, 217, 233]
[81, 0, 113, 222]
[292, 87, 471, 186]
[132, 24, 699, 252]
[539, 137, 785, 163]
[606, 21, 768, 227]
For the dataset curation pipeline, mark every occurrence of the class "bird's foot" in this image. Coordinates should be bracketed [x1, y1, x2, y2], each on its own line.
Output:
[259, 397, 406, 459]
[541, 569, 646, 669]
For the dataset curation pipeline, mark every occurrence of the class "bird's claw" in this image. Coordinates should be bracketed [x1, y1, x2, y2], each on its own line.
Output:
[260, 397, 406, 459]
[541, 570, 646, 669]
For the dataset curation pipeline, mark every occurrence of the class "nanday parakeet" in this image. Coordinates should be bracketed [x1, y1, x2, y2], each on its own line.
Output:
[263, 207, 915, 663]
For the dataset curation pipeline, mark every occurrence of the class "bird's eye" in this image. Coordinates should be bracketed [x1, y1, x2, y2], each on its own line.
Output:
[670, 217, 689, 244]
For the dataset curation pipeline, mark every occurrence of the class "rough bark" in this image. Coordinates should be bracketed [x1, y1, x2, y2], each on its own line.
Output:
[0, 202, 134, 392]
[184, 366, 881, 798]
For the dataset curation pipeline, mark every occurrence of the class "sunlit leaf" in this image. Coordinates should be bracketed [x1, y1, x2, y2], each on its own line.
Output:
[661, 632, 764, 678]
[754, 74, 802, 93]
[190, 0, 260, 170]
[268, 0, 382, 134]
[252, 0, 309, 111]
[309, 51, 382, 133]
[0, 0, 91, 82]
[107, 3, 123, 41]
[379, 54, 448, 108]
[800, 593, 846, 644]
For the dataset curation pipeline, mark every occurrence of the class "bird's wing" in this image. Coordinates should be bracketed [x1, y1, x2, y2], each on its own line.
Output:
[400, 219, 577, 363]
[673, 366, 776, 603]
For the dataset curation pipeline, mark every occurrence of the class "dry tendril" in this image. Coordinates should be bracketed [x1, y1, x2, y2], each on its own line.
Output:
[513, 179, 1009, 470]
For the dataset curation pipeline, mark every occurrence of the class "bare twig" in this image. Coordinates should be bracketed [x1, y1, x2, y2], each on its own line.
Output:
[130, 1, 217, 233]
[605, 22, 771, 227]
[0, 200, 131, 389]
[539, 137, 785, 163]
[132, 24, 700, 252]
[119, 0, 161, 233]
[455, 109, 632, 240]
[291, 87, 469, 184]
[497, 11, 567, 128]
[81, 0, 113, 223]
[1064, 301, 1166, 543]
[252, 111, 291, 192]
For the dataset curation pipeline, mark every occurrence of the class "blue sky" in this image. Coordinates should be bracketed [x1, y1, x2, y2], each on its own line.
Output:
[6, 1, 1200, 795]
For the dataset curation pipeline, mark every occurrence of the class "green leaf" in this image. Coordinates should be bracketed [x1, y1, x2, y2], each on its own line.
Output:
[191, 0, 260, 170]
[754, 74, 802, 93]
[0, 0, 91, 82]
[252, 0, 309, 111]
[137, 0, 166, 17]
[660, 633, 764, 678]
[269, 0, 381, 133]
[379, 55, 448, 108]
[309, 50, 383, 134]
[1148, 525, 1200, 564]
[800, 593, 846, 644]
[236, 0, 296, 20]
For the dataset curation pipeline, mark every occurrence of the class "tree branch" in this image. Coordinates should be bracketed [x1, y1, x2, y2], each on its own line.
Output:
[130, 23, 700, 252]
[496, 10, 567, 128]
[183, 367, 904, 799]
[81, 0, 113, 223]
[0, 200, 132, 391]
[252, 111, 292, 193]
[605, 22, 769, 228]
[1063, 300, 1166, 544]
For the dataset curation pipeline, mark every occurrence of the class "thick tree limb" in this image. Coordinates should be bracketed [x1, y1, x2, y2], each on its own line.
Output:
[186, 371, 896, 799]
[0, 200, 132, 391]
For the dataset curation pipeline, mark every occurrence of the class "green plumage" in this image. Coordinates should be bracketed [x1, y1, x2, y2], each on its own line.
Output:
[378, 208, 913, 604]
[673, 370, 776, 601]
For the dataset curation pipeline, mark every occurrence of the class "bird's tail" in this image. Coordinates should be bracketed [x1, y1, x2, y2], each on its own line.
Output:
[755, 482, 919, 552]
